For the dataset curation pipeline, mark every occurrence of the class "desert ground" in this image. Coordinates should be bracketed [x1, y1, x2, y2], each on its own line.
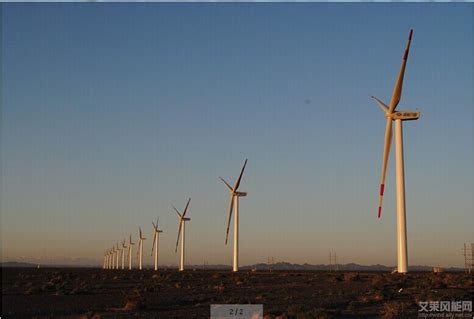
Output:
[1, 268, 472, 318]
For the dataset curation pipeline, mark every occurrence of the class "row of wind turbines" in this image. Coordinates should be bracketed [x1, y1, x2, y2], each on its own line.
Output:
[103, 159, 248, 272]
[102, 29, 419, 274]
[103, 219, 163, 271]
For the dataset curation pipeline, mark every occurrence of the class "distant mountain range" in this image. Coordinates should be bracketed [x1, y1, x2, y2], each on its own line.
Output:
[1, 262, 40, 268]
[0, 261, 464, 272]
[195, 262, 465, 272]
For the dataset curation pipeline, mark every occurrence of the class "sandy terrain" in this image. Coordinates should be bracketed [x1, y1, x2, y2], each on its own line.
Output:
[1, 268, 472, 318]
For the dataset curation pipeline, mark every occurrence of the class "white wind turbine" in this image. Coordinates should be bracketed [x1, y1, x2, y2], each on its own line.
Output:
[111, 246, 116, 269]
[128, 234, 135, 270]
[151, 217, 163, 271]
[220, 159, 248, 272]
[115, 243, 120, 269]
[173, 198, 191, 272]
[372, 29, 419, 274]
[121, 239, 127, 270]
[137, 227, 146, 270]
[106, 249, 110, 269]
[103, 251, 107, 269]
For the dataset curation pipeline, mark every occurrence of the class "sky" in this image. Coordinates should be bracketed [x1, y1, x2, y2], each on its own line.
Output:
[0, 4, 472, 268]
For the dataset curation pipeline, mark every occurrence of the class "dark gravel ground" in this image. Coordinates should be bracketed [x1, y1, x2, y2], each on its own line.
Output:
[1, 268, 472, 318]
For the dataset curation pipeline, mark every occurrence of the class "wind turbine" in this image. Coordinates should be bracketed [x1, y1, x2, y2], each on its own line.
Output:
[372, 29, 419, 274]
[115, 243, 120, 269]
[220, 159, 248, 272]
[121, 239, 127, 270]
[111, 246, 116, 269]
[137, 227, 146, 270]
[151, 217, 163, 271]
[128, 234, 135, 270]
[173, 198, 191, 271]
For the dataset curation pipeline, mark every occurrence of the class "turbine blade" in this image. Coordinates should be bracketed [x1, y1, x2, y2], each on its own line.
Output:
[175, 221, 182, 253]
[219, 177, 234, 192]
[139, 227, 142, 238]
[233, 159, 248, 191]
[225, 194, 235, 245]
[388, 29, 413, 113]
[371, 96, 389, 114]
[182, 198, 191, 217]
[378, 117, 393, 218]
[151, 233, 156, 256]
[172, 206, 182, 218]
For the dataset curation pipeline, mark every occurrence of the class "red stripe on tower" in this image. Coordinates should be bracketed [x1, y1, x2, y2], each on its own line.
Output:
[379, 184, 385, 196]
[378, 207, 382, 218]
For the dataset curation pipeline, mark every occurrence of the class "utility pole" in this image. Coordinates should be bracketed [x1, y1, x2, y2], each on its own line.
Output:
[329, 252, 333, 271]
[267, 257, 274, 272]
[472, 243, 474, 273]
[329, 252, 338, 272]
[463, 243, 473, 274]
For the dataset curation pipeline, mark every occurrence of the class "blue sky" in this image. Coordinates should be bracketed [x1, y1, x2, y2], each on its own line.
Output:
[1, 4, 472, 267]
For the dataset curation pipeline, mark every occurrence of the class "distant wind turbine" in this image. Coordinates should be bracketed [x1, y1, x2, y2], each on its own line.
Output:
[128, 234, 135, 270]
[111, 246, 116, 270]
[121, 239, 127, 270]
[106, 249, 111, 269]
[115, 243, 120, 269]
[151, 217, 163, 271]
[173, 198, 191, 271]
[220, 159, 248, 272]
[372, 29, 419, 274]
[137, 227, 146, 270]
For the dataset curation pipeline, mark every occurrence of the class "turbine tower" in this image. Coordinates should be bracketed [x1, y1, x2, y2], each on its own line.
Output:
[151, 217, 163, 271]
[137, 227, 146, 270]
[220, 159, 248, 272]
[173, 198, 191, 272]
[373, 29, 419, 274]
[128, 234, 135, 270]
[121, 239, 127, 270]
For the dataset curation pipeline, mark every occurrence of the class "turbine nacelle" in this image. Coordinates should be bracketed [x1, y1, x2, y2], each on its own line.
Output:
[372, 96, 420, 121]
[390, 111, 420, 121]
[234, 191, 247, 197]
